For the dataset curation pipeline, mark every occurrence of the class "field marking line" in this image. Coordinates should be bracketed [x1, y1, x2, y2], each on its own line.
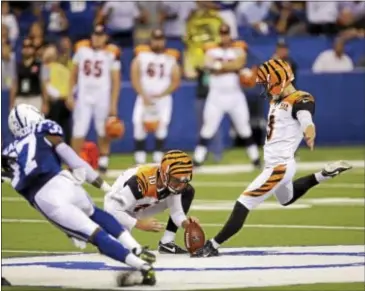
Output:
[2, 250, 82, 254]
[2, 218, 364, 231]
[2, 181, 363, 191]
[106, 160, 364, 177]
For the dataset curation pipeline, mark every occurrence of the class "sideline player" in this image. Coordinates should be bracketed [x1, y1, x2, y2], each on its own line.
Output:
[67, 25, 121, 173]
[104, 150, 199, 254]
[193, 59, 352, 257]
[193, 23, 260, 168]
[131, 29, 181, 164]
[4, 104, 156, 286]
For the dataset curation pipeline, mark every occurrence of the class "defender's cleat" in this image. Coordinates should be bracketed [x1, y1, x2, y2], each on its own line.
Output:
[133, 247, 156, 264]
[322, 161, 352, 177]
[191, 240, 219, 258]
[117, 265, 156, 286]
[141, 267, 156, 285]
[158, 241, 188, 254]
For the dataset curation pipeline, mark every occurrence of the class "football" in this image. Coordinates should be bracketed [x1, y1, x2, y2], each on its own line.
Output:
[105, 117, 125, 139]
[184, 222, 205, 254]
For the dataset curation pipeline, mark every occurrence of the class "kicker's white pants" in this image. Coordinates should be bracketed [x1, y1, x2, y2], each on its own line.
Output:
[238, 159, 297, 210]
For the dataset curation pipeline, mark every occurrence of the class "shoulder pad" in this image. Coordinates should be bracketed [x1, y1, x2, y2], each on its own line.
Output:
[134, 45, 151, 56]
[74, 40, 91, 52]
[106, 44, 122, 58]
[37, 120, 63, 137]
[232, 41, 247, 51]
[203, 42, 218, 52]
[135, 165, 158, 197]
[285, 91, 314, 106]
[165, 48, 180, 60]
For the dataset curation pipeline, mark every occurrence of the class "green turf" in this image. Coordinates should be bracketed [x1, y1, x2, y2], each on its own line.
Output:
[2, 146, 364, 290]
[2, 282, 365, 291]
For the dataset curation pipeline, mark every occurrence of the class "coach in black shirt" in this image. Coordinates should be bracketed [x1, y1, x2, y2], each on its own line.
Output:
[10, 38, 48, 113]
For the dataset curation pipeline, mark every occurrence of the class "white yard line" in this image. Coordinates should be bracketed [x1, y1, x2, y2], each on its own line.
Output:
[2, 218, 363, 231]
[2, 250, 82, 254]
[105, 160, 364, 177]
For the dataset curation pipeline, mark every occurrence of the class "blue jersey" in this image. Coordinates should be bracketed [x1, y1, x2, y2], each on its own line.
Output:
[4, 120, 64, 203]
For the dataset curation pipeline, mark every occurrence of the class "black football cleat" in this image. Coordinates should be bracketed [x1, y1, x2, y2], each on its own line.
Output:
[1, 277, 11, 286]
[193, 160, 203, 168]
[191, 240, 219, 258]
[117, 265, 156, 286]
[158, 241, 188, 254]
[321, 161, 352, 178]
[98, 166, 108, 175]
[133, 246, 156, 264]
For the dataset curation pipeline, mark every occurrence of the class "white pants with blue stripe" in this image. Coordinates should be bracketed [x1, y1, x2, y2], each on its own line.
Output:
[33, 170, 98, 242]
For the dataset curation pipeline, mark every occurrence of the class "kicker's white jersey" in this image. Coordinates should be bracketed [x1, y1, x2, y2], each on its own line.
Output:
[264, 91, 315, 167]
[205, 41, 247, 91]
[72, 40, 121, 101]
[134, 45, 179, 96]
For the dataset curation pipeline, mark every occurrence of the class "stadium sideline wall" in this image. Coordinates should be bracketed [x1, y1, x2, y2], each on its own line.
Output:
[1, 72, 364, 152]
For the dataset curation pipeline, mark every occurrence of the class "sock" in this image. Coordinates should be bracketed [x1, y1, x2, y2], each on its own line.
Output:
[98, 155, 109, 169]
[246, 144, 260, 163]
[134, 140, 146, 164]
[210, 238, 220, 249]
[283, 174, 319, 206]
[134, 151, 146, 164]
[90, 207, 124, 238]
[118, 230, 141, 253]
[214, 201, 250, 245]
[153, 151, 163, 163]
[160, 230, 176, 244]
[125, 254, 150, 271]
[93, 229, 146, 269]
[155, 138, 165, 152]
[164, 185, 195, 239]
[314, 171, 331, 183]
[194, 138, 210, 163]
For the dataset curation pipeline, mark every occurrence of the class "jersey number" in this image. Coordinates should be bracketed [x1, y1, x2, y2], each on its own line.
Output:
[83, 60, 103, 77]
[147, 63, 164, 78]
[16, 134, 37, 175]
[266, 114, 275, 141]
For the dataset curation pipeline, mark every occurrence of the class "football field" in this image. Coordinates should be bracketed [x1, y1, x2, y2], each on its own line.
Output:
[1, 146, 364, 291]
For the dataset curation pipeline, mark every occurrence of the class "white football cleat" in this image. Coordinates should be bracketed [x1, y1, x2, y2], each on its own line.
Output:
[321, 161, 352, 177]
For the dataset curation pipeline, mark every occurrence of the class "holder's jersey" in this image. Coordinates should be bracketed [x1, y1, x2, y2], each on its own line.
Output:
[3, 120, 64, 202]
[264, 91, 315, 166]
[204, 40, 247, 91]
[113, 164, 172, 213]
[73, 40, 121, 99]
[134, 45, 179, 96]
